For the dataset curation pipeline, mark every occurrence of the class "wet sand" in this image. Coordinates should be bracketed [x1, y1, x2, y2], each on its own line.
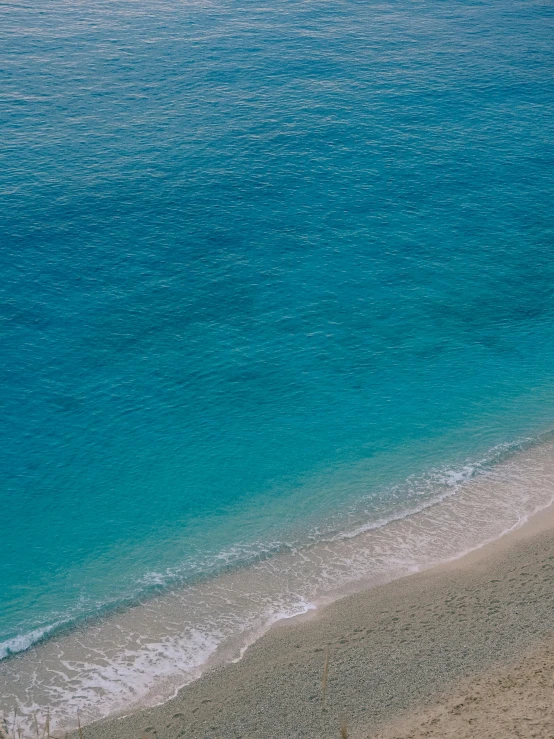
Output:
[71, 502, 554, 738]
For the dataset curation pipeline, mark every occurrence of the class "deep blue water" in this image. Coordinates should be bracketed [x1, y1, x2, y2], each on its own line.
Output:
[1, 0, 554, 661]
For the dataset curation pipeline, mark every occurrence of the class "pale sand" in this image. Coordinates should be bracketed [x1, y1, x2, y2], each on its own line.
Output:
[73, 504, 554, 738]
[372, 636, 554, 739]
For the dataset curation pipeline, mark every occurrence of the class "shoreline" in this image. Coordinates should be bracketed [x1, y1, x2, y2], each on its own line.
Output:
[8, 432, 554, 736]
[68, 498, 554, 738]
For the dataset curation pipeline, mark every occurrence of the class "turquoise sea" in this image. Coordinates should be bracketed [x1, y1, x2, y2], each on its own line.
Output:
[1, 0, 554, 729]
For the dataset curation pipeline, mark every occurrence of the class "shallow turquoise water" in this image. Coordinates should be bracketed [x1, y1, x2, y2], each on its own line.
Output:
[1, 0, 554, 676]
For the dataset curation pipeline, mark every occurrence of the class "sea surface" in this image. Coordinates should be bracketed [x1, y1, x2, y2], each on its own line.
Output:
[1, 0, 554, 731]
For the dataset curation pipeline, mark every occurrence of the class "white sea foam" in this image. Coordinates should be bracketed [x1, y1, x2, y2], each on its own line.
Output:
[3, 434, 554, 735]
[0, 622, 62, 661]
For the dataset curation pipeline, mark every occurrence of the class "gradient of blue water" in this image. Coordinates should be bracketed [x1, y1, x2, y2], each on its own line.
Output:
[1, 0, 553, 653]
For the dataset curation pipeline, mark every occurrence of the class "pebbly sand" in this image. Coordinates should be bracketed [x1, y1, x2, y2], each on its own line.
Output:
[70, 504, 554, 739]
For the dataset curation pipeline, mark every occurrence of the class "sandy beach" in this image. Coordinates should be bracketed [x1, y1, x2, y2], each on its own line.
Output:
[5, 0, 554, 735]
[66, 502, 554, 739]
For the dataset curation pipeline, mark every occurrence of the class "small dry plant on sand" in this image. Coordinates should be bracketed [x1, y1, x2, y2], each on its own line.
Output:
[340, 716, 349, 738]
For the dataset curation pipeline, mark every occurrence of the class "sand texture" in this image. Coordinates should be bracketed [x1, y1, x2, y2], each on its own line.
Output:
[372, 634, 554, 739]
[69, 506, 554, 739]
